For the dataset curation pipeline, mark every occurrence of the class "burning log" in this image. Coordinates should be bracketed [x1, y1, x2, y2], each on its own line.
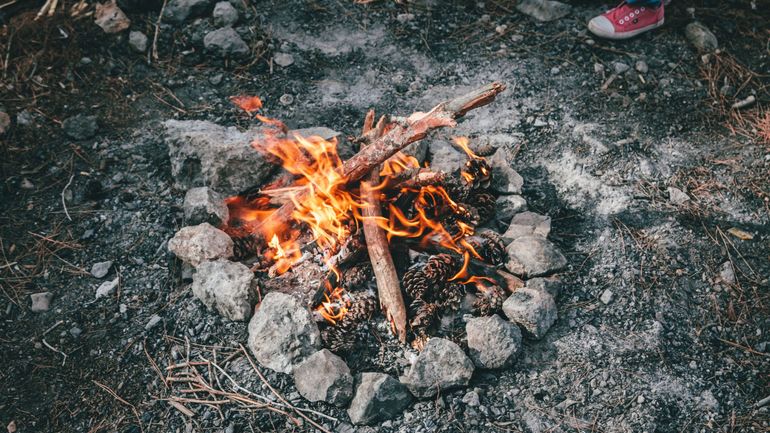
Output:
[360, 110, 408, 343]
[245, 82, 506, 237]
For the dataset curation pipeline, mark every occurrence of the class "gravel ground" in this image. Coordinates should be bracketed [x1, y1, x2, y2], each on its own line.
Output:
[1, 1, 768, 432]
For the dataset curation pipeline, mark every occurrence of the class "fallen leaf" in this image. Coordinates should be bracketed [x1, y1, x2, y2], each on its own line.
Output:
[727, 227, 753, 240]
[230, 95, 263, 113]
[94, 0, 131, 34]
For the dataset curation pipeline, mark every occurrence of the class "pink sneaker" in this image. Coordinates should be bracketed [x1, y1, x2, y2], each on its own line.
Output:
[588, 2, 664, 40]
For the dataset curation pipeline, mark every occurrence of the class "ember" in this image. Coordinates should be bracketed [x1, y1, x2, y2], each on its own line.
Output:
[224, 83, 509, 348]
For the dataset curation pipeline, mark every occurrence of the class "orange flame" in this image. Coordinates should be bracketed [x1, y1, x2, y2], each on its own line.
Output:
[226, 97, 496, 324]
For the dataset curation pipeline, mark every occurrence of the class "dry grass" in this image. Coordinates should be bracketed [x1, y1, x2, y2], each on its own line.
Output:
[700, 51, 770, 147]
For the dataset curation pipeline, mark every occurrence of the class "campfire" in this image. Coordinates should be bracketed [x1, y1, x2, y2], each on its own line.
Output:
[220, 83, 518, 351]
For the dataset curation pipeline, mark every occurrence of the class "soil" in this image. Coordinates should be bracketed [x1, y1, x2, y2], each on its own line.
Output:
[1, 1, 769, 432]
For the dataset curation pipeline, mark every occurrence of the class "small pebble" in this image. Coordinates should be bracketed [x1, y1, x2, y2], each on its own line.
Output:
[635, 60, 649, 74]
[550, 66, 560, 75]
[279, 94, 294, 105]
[600, 289, 614, 304]
[613, 62, 630, 74]
[145, 314, 162, 330]
[274, 53, 294, 67]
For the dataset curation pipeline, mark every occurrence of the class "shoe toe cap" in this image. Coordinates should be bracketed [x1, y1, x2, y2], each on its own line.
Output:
[588, 15, 615, 36]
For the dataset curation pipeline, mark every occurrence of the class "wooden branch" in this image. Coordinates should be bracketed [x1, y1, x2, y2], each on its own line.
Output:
[360, 111, 407, 342]
[246, 82, 506, 235]
[390, 169, 448, 191]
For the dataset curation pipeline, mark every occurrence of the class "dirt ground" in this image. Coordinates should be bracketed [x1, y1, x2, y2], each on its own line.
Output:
[1, 1, 769, 432]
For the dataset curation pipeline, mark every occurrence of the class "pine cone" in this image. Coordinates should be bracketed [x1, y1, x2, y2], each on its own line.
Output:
[411, 330, 430, 351]
[469, 192, 496, 225]
[455, 203, 480, 228]
[462, 158, 492, 189]
[321, 324, 355, 353]
[437, 283, 465, 311]
[231, 234, 260, 260]
[423, 254, 458, 285]
[403, 267, 430, 301]
[409, 300, 439, 330]
[346, 293, 378, 323]
[321, 293, 378, 353]
[478, 230, 506, 266]
[472, 143, 498, 157]
[442, 177, 471, 203]
[342, 264, 373, 290]
[473, 285, 506, 316]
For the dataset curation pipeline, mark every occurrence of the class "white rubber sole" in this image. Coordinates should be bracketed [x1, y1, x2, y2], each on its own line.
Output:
[588, 17, 664, 40]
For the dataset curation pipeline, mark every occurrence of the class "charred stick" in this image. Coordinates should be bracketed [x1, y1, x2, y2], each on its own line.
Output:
[360, 112, 407, 342]
[362, 179, 406, 342]
[246, 82, 506, 235]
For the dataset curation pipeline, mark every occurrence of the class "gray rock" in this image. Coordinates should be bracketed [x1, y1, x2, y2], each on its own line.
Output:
[16, 110, 33, 127]
[502, 211, 551, 243]
[62, 115, 98, 140]
[635, 60, 649, 74]
[163, 0, 212, 23]
[396, 13, 415, 23]
[462, 390, 480, 406]
[685, 22, 718, 52]
[209, 73, 223, 85]
[95, 277, 120, 299]
[505, 236, 567, 277]
[168, 223, 233, 267]
[163, 120, 276, 195]
[204, 27, 249, 57]
[489, 149, 523, 194]
[212, 1, 238, 26]
[69, 326, 82, 338]
[516, 0, 572, 22]
[526, 277, 562, 297]
[30, 292, 54, 313]
[90, 260, 113, 279]
[290, 126, 341, 141]
[293, 349, 353, 406]
[502, 288, 557, 339]
[183, 187, 229, 226]
[402, 140, 428, 164]
[613, 62, 630, 74]
[145, 314, 162, 330]
[348, 373, 412, 425]
[600, 289, 614, 304]
[496, 195, 527, 223]
[719, 261, 736, 284]
[192, 259, 255, 321]
[247, 292, 321, 374]
[274, 52, 295, 67]
[466, 315, 522, 369]
[428, 140, 466, 173]
[668, 186, 690, 205]
[402, 338, 474, 398]
[128, 31, 148, 53]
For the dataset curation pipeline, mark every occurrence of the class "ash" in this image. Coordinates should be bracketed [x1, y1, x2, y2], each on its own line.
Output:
[1, 1, 768, 433]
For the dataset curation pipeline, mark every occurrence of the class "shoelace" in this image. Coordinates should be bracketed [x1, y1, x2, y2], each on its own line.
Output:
[608, 1, 648, 25]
